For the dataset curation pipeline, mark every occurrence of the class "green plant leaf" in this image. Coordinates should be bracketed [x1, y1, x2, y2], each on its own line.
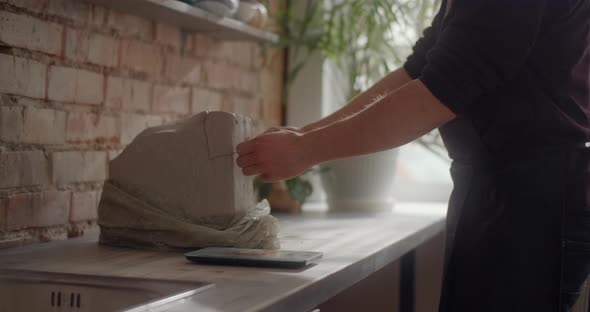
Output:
[286, 177, 313, 203]
[254, 177, 273, 201]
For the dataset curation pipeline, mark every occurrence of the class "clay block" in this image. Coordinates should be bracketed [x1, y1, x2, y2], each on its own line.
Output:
[109, 111, 255, 221]
[98, 111, 279, 250]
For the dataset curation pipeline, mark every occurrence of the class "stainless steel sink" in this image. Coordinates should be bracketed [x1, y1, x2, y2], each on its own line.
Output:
[0, 269, 212, 312]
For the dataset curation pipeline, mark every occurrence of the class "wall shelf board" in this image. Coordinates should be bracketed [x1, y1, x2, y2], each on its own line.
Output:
[85, 0, 279, 43]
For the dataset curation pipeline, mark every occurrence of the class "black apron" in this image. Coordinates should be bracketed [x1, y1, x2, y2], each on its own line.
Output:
[438, 118, 590, 312]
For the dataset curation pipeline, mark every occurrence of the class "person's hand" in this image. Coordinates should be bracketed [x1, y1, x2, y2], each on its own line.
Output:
[236, 128, 311, 182]
[263, 126, 303, 134]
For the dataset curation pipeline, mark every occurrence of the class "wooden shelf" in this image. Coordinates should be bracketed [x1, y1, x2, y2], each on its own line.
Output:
[85, 0, 279, 43]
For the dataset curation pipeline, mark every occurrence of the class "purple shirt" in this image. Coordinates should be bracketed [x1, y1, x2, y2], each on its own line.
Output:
[404, 0, 590, 155]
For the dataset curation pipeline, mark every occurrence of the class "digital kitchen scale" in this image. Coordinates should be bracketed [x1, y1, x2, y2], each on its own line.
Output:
[185, 247, 323, 269]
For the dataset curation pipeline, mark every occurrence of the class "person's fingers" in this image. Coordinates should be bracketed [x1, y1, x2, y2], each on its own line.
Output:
[263, 126, 301, 135]
[236, 139, 256, 155]
[236, 153, 258, 168]
[263, 127, 281, 134]
[242, 165, 263, 176]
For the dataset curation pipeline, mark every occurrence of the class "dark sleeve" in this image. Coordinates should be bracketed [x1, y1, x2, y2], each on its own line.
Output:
[403, 1, 446, 79]
[419, 0, 547, 115]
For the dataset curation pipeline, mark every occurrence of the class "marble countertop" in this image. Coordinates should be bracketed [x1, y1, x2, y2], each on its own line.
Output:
[0, 202, 446, 312]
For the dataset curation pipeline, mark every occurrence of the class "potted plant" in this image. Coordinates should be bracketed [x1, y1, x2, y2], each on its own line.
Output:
[274, 0, 441, 211]
[254, 169, 316, 214]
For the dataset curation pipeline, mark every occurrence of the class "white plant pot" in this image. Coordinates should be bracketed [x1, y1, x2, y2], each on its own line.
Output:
[320, 149, 399, 212]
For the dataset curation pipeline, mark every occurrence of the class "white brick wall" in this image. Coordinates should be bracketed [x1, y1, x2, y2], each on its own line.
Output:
[47, 66, 104, 105]
[52, 151, 108, 185]
[47, 66, 76, 102]
[2, 191, 71, 230]
[120, 113, 163, 144]
[0, 54, 47, 99]
[66, 112, 120, 143]
[0, 11, 63, 55]
[204, 60, 237, 91]
[89, 4, 107, 27]
[70, 191, 98, 222]
[22, 107, 67, 145]
[106, 149, 122, 161]
[120, 39, 162, 76]
[155, 23, 182, 50]
[152, 85, 190, 114]
[163, 52, 202, 85]
[192, 87, 223, 113]
[0, 150, 50, 189]
[219, 41, 252, 68]
[235, 69, 259, 94]
[105, 76, 151, 112]
[46, 0, 91, 25]
[191, 34, 220, 58]
[65, 28, 119, 67]
[35, 191, 72, 227]
[75, 69, 104, 105]
[0, 106, 24, 142]
[106, 11, 152, 40]
[3, 0, 48, 14]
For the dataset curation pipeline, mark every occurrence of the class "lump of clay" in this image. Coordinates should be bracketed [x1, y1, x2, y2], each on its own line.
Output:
[98, 111, 279, 250]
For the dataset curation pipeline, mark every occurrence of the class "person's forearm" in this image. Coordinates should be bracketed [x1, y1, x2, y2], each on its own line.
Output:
[300, 68, 412, 132]
[303, 79, 456, 164]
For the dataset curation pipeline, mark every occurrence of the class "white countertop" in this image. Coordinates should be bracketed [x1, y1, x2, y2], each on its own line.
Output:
[0, 202, 447, 312]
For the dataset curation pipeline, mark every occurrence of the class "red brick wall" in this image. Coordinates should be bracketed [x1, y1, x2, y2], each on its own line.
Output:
[0, 0, 285, 248]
